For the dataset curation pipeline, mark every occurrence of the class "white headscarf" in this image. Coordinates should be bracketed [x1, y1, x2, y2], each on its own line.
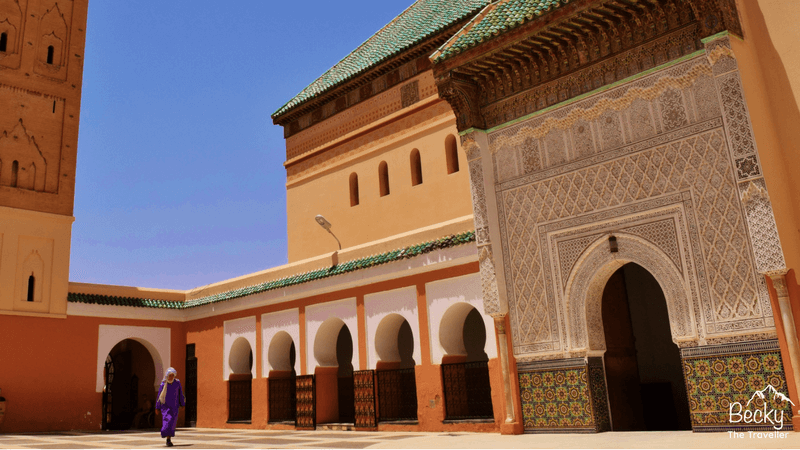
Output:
[158, 367, 177, 404]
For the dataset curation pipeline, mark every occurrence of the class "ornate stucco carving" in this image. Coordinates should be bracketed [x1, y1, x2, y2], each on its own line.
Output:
[484, 54, 781, 359]
[461, 132, 502, 317]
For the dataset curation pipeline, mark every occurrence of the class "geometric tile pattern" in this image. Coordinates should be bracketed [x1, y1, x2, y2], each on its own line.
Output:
[518, 357, 610, 433]
[501, 128, 764, 352]
[518, 367, 596, 432]
[681, 342, 794, 432]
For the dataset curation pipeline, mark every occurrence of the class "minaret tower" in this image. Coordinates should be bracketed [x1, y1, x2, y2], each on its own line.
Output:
[0, 0, 89, 316]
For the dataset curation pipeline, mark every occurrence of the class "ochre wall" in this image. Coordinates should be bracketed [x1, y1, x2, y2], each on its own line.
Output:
[186, 262, 504, 432]
[284, 71, 473, 263]
[0, 206, 73, 316]
[732, 0, 800, 427]
[0, 0, 88, 216]
[0, 0, 89, 319]
[0, 314, 185, 433]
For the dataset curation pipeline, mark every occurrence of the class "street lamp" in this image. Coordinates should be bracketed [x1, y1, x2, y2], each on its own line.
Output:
[315, 215, 342, 250]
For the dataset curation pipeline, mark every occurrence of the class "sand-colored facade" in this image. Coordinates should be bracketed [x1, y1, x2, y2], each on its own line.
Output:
[0, 0, 87, 321]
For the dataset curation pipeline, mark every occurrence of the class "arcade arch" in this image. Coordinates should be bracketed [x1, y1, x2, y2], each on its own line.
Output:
[439, 302, 488, 362]
[565, 234, 694, 431]
[102, 339, 157, 430]
[438, 302, 493, 420]
[374, 314, 418, 421]
[313, 317, 355, 424]
[374, 313, 415, 369]
[227, 337, 253, 423]
[267, 331, 296, 423]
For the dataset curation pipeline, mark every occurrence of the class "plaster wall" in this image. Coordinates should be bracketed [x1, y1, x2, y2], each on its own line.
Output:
[261, 308, 300, 375]
[726, 0, 800, 427]
[0, 205, 73, 316]
[0, 314, 185, 433]
[223, 316, 256, 380]
[95, 324, 171, 393]
[304, 298, 358, 370]
[285, 71, 472, 263]
[364, 286, 420, 369]
[425, 273, 497, 365]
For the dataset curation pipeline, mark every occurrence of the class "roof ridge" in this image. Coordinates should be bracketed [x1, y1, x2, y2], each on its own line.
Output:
[272, 0, 491, 119]
[68, 230, 476, 310]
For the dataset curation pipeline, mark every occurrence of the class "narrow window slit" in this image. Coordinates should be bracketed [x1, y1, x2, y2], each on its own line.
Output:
[11, 160, 18, 187]
[0, 33, 7, 53]
[27, 274, 35, 302]
[47, 45, 54, 64]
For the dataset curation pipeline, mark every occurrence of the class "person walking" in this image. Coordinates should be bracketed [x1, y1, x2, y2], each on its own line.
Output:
[156, 367, 185, 447]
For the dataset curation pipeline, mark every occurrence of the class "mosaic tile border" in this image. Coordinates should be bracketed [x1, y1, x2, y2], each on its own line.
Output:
[681, 340, 793, 432]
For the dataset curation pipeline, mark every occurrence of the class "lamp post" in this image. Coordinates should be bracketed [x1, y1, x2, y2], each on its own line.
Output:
[315, 215, 341, 250]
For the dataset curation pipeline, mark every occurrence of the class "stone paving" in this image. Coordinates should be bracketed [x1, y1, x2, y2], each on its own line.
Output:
[1, 428, 799, 449]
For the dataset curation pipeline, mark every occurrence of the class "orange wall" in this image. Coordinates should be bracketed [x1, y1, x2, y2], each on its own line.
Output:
[0, 315, 185, 433]
[185, 262, 507, 432]
[732, 0, 800, 424]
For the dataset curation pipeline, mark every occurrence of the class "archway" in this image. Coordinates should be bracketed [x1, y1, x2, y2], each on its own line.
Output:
[313, 318, 355, 424]
[228, 337, 253, 423]
[267, 331, 296, 423]
[103, 339, 157, 430]
[439, 303, 493, 420]
[374, 314, 417, 421]
[601, 263, 691, 431]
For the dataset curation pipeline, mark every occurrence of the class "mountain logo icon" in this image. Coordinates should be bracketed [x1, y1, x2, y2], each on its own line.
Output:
[746, 384, 796, 408]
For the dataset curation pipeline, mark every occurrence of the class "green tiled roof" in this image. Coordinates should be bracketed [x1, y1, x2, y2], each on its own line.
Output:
[272, 0, 490, 118]
[433, 0, 568, 63]
[68, 230, 476, 310]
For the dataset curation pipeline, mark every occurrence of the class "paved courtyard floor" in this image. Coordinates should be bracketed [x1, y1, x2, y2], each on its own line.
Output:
[0, 427, 798, 449]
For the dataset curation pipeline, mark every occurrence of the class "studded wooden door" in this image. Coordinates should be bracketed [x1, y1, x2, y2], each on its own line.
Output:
[353, 370, 377, 430]
[295, 375, 315, 430]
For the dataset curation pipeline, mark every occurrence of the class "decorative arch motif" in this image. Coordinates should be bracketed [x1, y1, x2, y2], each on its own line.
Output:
[96, 325, 170, 393]
[20, 250, 43, 302]
[564, 233, 696, 352]
[0, 0, 23, 68]
[0, 119, 47, 191]
[34, 1, 72, 80]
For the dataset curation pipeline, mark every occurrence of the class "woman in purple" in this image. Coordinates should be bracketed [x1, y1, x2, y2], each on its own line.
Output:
[156, 367, 185, 447]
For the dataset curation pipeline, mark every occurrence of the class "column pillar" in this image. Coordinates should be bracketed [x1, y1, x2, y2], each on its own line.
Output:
[461, 130, 519, 432]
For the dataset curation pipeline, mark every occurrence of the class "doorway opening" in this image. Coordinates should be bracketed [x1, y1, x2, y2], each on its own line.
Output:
[228, 337, 253, 423]
[439, 303, 493, 420]
[601, 263, 691, 431]
[268, 332, 297, 423]
[102, 339, 156, 430]
[375, 314, 417, 422]
[336, 325, 355, 424]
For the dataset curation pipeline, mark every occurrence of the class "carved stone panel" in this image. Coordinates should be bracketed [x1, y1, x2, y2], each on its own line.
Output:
[486, 56, 778, 359]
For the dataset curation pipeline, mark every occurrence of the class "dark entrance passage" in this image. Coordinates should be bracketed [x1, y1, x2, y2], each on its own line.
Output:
[442, 307, 493, 420]
[336, 325, 355, 424]
[268, 339, 297, 423]
[185, 344, 197, 427]
[376, 317, 418, 422]
[601, 263, 691, 431]
[228, 337, 253, 423]
[102, 339, 156, 430]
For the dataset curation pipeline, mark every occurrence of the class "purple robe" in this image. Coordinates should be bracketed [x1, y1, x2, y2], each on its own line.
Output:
[156, 380, 185, 438]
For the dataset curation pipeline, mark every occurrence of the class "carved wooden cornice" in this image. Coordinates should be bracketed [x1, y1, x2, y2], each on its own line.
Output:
[433, 0, 743, 132]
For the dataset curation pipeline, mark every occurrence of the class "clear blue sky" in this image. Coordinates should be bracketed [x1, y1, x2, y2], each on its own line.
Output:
[72, 1, 414, 289]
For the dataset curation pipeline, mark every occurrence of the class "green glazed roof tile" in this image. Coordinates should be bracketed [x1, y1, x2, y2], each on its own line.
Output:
[433, 0, 568, 63]
[272, 0, 490, 118]
[68, 230, 476, 310]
